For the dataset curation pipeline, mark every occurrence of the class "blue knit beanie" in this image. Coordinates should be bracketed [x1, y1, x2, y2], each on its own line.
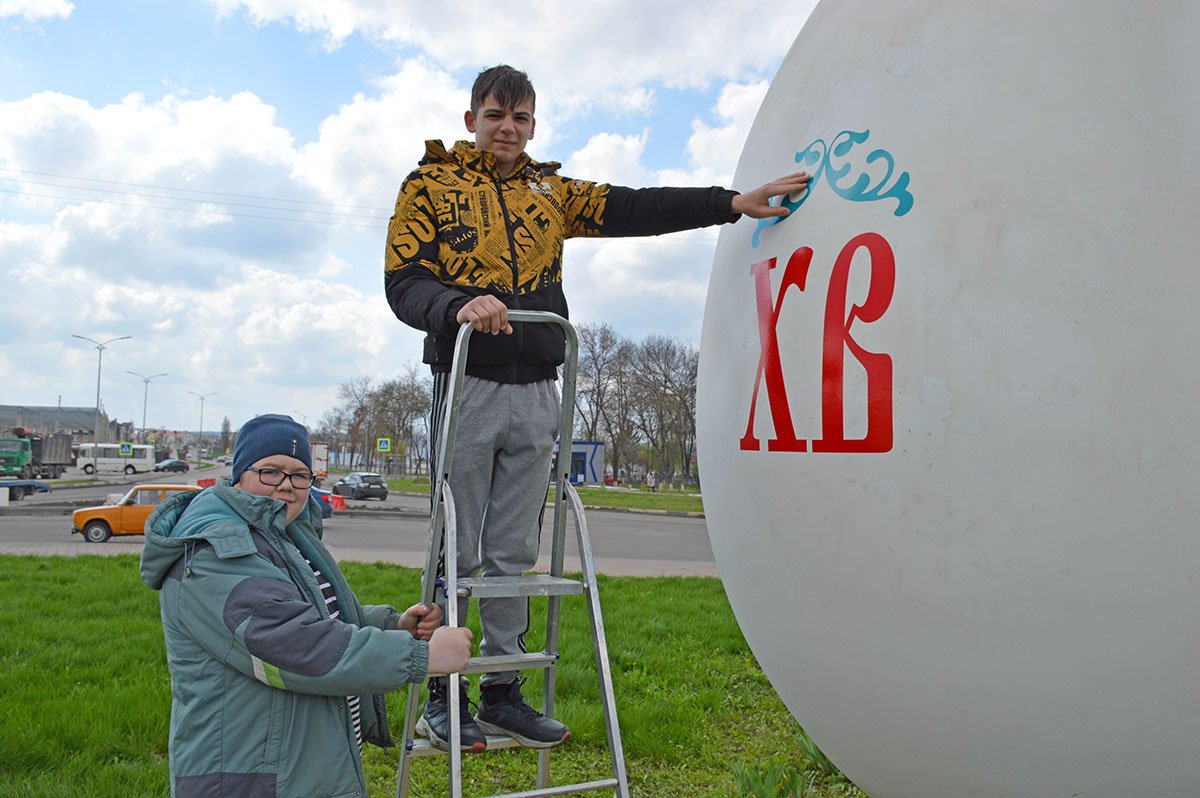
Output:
[231, 414, 312, 485]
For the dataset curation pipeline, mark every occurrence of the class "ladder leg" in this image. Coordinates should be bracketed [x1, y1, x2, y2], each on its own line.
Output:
[536, 593, 563, 790]
[567, 483, 631, 798]
[445, 484, 464, 798]
[396, 471, 453, 796]
[395, 681, 421, 798]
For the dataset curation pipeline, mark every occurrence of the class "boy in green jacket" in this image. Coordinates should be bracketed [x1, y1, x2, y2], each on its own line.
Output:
[142, 414, 471, 797]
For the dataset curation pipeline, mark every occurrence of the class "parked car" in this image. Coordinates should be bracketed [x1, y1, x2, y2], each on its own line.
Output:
[154, 459, 190, 473]
[310, 486, 334, 519]
[216, 454, 233, 465]
[71, 484, 200, 543]
[331, 472, 388, 501]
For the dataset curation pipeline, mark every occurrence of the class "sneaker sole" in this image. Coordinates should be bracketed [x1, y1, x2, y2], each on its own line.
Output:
[415, 716, 487, 753]
[474, 717, 571, 749]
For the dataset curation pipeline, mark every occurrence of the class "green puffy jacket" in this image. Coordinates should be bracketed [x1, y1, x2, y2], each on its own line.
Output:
[140, 481, 429, 797]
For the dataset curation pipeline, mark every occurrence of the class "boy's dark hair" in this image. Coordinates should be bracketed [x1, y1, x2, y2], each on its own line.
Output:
[471, 65, 536, 114]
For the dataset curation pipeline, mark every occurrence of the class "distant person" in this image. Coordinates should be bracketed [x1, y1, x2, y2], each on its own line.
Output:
[646, 470, 657, 493]
[384, 63, 810, 752]
[141, 413, 472, 797]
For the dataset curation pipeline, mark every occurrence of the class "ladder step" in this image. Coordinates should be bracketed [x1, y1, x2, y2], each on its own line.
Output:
[477, 778, 621, 797]
[456, 574, 584, 598]
[464, 651, 558, 674]
[407, 734, 524, 757]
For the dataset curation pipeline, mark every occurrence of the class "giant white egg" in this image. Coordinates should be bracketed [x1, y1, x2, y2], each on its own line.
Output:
[697, 2, 1200, 797]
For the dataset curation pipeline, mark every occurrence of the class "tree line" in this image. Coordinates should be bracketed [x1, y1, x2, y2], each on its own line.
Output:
[314, 323, 699, 484]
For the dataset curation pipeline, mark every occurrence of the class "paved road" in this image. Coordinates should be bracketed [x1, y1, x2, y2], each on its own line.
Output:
[0, 496, 719, 578]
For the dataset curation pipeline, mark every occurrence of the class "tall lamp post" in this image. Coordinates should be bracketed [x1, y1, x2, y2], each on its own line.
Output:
[292, 411, 307, 429]
[187, 391, 219, 464]
[128, 371, 168, 445]
[72, 334, 132, 475]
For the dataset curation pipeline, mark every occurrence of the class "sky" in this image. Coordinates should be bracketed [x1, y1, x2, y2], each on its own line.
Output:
[0, 0, 817, 434]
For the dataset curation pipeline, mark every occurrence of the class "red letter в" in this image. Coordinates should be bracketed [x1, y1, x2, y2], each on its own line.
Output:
[812, 232, 896, 453]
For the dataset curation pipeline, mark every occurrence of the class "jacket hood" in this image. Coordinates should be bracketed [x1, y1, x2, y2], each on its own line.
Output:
[140, 480, 323, 590]
[422, 139, 560, 181]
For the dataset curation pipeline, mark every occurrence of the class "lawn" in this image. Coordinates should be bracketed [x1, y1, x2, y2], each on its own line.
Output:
[0, 555, 862, 797]
[378, 473, 706, 515]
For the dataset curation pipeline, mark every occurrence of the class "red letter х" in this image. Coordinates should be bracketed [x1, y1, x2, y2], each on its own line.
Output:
[813, 232, 896, 453]
[740, 247, 813, 451]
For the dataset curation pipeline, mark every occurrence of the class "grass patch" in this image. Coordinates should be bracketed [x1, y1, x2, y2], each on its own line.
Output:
[385, 475, 433, 494]
[0, 555, 864, 796]
[570, 486, 704, 514]
[380, 473, 706, 514]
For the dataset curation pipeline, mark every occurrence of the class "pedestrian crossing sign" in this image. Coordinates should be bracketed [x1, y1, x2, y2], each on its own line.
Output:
[377, 438, 391, 452]
[119, 443, 133, 457]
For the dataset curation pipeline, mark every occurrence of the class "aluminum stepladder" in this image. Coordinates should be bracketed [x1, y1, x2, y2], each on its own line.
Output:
[396, 310, 631, 798]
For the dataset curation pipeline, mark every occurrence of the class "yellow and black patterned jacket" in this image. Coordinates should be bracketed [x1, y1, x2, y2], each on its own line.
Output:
[385, 139, 740, 383]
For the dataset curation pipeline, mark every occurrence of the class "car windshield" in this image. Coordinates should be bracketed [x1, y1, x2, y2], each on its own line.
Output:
[0, 441, 22, 452]
[362, 475, 384, 484]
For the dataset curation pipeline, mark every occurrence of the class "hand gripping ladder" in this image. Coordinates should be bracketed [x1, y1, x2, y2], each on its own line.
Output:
[396, 311, 631, 798]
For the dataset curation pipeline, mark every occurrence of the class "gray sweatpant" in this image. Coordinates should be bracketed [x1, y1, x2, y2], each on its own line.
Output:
[430, 374, 560, 685]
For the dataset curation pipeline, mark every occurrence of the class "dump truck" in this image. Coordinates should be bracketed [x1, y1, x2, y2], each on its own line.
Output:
[0, 428, 73, 480]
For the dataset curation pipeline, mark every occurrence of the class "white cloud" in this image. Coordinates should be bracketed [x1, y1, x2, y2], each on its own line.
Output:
[658, 80, 771, 188]
[293, 59, 467, 209]
[0, 0, 72, 21]
[0, 87, 428, 429]
[563, 130, 651, 187]
[204, 0, 817, 117]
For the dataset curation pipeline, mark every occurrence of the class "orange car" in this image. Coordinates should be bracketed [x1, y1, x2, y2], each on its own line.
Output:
[71, 484, 200, 543]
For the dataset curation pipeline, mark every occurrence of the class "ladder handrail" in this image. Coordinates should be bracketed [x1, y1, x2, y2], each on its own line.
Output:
[421, 311, 579, 609]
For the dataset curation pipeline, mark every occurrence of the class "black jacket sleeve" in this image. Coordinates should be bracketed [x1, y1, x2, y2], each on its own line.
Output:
[563, 179, 740, 239]
[385, 266, 468, 337]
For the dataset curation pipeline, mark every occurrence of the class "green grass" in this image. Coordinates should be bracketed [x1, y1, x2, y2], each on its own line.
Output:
[569, 486, 704, 514]
[0, 555, 863, 798]
[385, 475, 434, 494]
[376, 472, 706, 515]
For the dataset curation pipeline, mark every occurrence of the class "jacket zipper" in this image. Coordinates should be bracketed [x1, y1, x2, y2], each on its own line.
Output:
[493, 174, 524, 379]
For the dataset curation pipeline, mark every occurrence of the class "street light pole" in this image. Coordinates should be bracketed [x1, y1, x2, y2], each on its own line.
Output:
[72, 334, 132, 476]
[128, 371, 168, 445]
[187, 391, 219, 464]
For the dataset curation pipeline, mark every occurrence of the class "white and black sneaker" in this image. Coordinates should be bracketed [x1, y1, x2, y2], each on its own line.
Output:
[417, 677, 487, 753]
[475, 679, 570, 749]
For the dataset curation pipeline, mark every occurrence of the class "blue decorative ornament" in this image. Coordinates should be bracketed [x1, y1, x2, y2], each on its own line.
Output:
[752, 129, 915, 248]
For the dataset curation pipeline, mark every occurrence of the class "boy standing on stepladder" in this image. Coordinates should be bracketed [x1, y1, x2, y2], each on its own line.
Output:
[384, 64, 809, 752]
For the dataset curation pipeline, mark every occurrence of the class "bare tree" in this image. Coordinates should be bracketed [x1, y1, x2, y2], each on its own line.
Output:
[315, 407, 350, 460]
[337, 376, 373, 470]
[575, 322, 622, 441]
[630, 336, 699, 481]
[599, 338, 641, 483]
[369, 364, 431, 475]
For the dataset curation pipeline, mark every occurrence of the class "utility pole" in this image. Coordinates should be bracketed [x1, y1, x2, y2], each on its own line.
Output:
[71, 334, 131, 475]
[128, 371, 168, 444]
[187, 391, 219, 463]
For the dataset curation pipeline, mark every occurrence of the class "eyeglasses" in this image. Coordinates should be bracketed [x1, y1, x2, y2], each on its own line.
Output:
[247, 466, 316, 490]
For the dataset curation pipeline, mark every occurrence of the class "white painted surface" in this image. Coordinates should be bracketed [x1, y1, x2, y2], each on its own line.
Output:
[697, 2, 1200, 797]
